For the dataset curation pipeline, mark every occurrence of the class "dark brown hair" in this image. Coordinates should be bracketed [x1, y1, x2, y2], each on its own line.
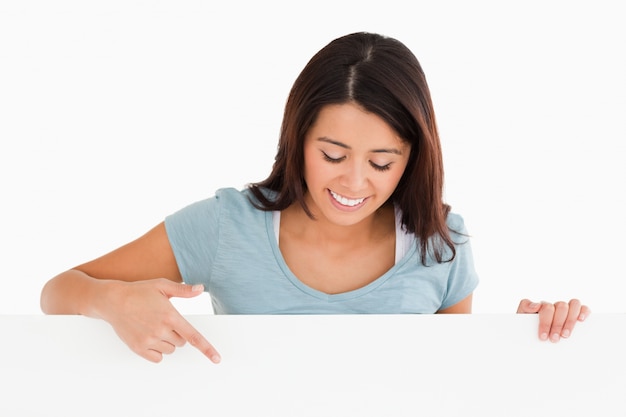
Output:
[248, 32, 457, 264]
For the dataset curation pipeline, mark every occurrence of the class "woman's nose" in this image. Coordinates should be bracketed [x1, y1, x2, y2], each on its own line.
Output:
[339, 161, 368, 191]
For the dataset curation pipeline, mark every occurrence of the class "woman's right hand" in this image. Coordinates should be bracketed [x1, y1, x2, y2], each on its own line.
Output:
[96, 278, 221, 364]
[40, 222, 220, 363]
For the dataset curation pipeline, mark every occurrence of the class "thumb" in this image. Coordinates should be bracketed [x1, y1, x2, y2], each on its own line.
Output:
[516, 298, 541, 314]
[162, 282, 205, 299]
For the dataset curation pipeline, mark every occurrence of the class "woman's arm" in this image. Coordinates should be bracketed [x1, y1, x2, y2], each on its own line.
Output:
[40, 222, 221, 363]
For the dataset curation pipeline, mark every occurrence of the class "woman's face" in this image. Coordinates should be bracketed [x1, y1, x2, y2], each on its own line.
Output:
[303, 102, 411, 227]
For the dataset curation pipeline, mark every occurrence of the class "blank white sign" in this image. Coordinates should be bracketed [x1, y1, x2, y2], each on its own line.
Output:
[1, 314, 623, 416]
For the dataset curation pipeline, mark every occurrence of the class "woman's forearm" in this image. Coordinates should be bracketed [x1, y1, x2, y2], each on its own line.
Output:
[40, 269, 109, 318]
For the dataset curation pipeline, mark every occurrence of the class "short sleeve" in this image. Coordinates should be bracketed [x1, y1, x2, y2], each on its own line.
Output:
[439, 214, 480, 310]
[164, 194, 221, 287]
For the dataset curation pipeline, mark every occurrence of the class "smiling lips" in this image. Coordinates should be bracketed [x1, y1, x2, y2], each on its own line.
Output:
[329, 190, 366, 207]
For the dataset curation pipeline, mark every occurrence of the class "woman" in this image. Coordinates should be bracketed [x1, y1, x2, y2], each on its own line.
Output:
[40, 32, 590, 363]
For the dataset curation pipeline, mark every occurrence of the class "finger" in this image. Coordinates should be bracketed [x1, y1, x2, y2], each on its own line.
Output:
[128, 335, 179, 363]
[141, 341, 177, 363]
[161, 282, 205, 299]
[168, 330, 187, 347]
[153, 324, 193, 350]
[174, 317, 221, 363]
[141, 349, 164, 363]
[516, 298, 541, 314]
[579, 304, 591, 321]
[546, 301, 569, 342]
[560, 299, 582, 338]
[537, 301, 555, 341]
[156, 327, 187, 348]
[152, 340, 177, 355]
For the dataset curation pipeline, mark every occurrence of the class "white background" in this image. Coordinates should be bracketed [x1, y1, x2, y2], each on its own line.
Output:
[1, 0, 624, 314]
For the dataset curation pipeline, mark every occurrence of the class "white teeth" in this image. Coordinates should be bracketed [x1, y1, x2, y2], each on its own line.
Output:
[330, 190, 365, 207]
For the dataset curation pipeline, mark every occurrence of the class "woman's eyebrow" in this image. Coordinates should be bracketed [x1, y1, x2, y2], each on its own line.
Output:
[371, 147, 403, 155]
[317, 137, 404, 155]
[317, 136, 349, 149]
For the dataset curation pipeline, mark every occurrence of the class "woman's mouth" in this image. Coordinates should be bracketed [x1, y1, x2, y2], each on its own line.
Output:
[329, 190, 366, 207]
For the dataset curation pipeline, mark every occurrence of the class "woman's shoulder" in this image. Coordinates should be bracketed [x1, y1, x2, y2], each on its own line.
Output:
[444, 211, 472, 246]
[395, 205, 468, 235]
[214, 186, 247, 201]
[214, 186, 276, 207]
[445, 211, 466, 230]
[168, 187, 260, 221]
[166, 187, 268, 233]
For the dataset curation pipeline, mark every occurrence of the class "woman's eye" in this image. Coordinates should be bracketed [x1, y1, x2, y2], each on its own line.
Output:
[370, 161, 391, 172]
[322, 151, 345, 163]
[321, 151, 391, 172]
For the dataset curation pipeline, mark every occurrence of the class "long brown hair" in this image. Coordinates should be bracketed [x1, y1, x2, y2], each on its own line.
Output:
[248, 32, 457, 264]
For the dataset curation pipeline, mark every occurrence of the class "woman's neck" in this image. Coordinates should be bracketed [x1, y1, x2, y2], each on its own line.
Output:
[280, 199, 395, 248]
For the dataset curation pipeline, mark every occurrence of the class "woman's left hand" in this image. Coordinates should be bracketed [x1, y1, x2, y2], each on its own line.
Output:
[517, 298, 591, 342]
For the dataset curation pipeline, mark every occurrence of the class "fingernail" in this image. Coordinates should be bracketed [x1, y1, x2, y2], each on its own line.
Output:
[212, 354, 221, 364]
[540, 332, 548, 341]
[192, 284, 204, 291]
[551, 333, 560, 342]
[530, 302, 540, 308]
[561, 329, 570, 338]
[579, 314, 586, 321]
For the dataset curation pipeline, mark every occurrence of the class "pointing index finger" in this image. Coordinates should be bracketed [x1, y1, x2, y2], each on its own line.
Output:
[175, 316, 221, 363]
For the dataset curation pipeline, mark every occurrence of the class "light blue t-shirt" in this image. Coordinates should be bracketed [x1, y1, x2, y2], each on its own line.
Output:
[164, 187, 479, 314]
